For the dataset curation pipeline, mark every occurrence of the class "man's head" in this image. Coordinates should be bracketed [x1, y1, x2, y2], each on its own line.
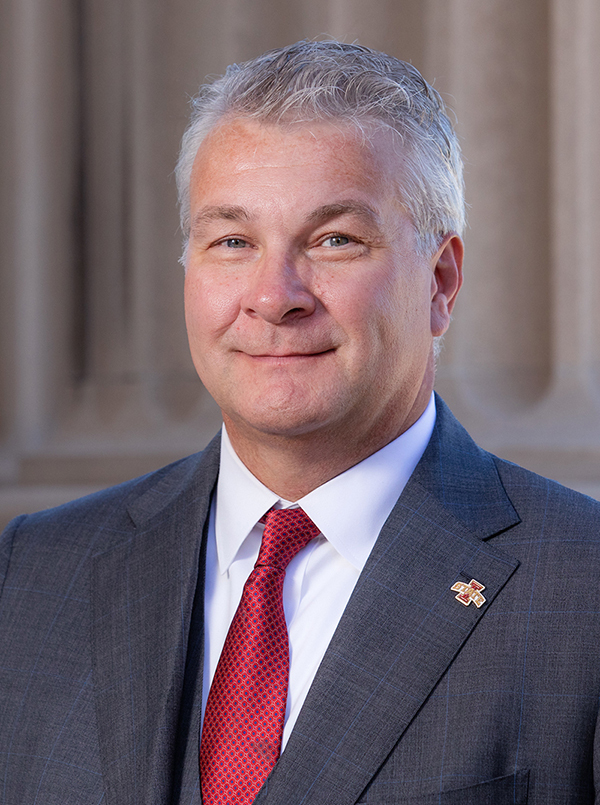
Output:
[176, 40, 464, 260]
[179, 41, 464, 496]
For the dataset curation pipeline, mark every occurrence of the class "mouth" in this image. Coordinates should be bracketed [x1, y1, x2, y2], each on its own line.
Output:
[246, 347, 334, 358]
[243, 349, 335, 359]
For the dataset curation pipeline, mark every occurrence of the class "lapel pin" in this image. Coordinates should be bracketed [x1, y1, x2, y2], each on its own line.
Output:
[451, 579, 486, 608]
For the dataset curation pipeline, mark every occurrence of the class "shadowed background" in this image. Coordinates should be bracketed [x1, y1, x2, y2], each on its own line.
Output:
[1, 0, 600, 529]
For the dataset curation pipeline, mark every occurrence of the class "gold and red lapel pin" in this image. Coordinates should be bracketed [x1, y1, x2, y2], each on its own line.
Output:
[451, 579, 486, 608]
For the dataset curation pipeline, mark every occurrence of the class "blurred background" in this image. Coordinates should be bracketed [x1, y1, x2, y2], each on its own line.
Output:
[1, 0, 600, 529]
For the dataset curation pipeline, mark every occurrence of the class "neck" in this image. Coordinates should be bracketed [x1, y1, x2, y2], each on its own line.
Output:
[223, 387, 433, 501]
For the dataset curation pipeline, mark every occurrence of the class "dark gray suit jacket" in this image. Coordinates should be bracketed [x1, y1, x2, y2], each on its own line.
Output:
[1, 397, 600, 804]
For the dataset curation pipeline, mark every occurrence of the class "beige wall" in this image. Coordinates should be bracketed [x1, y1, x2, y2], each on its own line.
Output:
[1, 0, 600, 529]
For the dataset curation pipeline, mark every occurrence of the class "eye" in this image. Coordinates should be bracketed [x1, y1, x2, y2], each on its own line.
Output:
[222, 237, 249, 249]
[323, 234, 351, 247]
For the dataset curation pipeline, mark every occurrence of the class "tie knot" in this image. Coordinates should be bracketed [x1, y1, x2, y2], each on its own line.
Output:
[257, 507, 320, 570]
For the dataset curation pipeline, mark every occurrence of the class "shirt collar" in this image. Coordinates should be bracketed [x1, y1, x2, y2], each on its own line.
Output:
[215, 393, 436, 574]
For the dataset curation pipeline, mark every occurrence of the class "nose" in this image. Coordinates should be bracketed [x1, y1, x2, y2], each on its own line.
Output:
[241, 253, 316, 324]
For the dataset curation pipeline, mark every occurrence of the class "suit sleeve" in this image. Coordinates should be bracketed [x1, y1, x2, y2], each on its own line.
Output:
[594, 702, 600, 803]
[0, 514, 26, 599]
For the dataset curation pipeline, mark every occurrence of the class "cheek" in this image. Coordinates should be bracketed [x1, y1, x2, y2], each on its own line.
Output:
[184, 272, 241, 341]
[362, 282, 432, 370]
[381, 269, 432, 328]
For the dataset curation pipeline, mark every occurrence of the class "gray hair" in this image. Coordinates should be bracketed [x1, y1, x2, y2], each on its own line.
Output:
[176, 39, 464, 258]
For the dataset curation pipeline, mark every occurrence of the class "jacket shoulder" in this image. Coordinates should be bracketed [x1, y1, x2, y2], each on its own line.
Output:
[0, 438, 220, 592]
[492, 453, 600, 537]
[9, 450, 204, 525]
[423, 396, 600, 541]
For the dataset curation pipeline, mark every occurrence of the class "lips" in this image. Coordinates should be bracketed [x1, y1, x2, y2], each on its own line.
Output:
[249, 350, 332, 357]
[242, 348, 335, 359]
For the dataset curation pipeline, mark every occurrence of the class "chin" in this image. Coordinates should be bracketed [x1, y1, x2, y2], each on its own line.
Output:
[243, 415, 329, 439]
[226, 402, 340, 441]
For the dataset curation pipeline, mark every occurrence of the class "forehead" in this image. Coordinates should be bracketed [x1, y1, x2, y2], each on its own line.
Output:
[189, 118, 404, 205]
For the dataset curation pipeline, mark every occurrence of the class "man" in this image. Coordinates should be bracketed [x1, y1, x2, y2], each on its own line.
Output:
[1, 40, 599, 805]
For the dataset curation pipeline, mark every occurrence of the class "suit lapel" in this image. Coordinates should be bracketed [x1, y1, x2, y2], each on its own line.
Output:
[257, 398, 522, 805]
[91, 437, 220, 805]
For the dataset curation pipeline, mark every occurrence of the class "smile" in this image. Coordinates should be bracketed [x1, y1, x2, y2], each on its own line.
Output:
[243, 350, 334, 360]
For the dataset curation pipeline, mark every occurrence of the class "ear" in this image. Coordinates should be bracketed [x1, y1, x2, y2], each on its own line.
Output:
[430, 234, 464, 337]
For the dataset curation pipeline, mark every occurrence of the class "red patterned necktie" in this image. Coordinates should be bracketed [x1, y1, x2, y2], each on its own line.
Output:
[200, 507, 320, 805]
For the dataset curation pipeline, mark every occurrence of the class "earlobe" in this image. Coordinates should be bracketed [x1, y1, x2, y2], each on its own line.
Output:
[430, 234, 464, 336]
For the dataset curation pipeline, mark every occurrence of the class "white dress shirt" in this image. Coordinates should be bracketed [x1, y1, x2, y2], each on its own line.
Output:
[202, 393, 436, 748]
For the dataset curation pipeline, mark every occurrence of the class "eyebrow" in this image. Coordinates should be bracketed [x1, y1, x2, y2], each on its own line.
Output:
[191, 205, 252, 233]
[190, 200, 382, 235]
[305, 201, 381, 227]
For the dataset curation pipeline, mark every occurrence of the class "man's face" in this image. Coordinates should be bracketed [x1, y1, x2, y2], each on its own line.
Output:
[184, 118, 461, 451]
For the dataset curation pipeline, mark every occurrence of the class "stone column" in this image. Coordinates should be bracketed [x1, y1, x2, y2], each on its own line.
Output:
[433, 0, 600, 497]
